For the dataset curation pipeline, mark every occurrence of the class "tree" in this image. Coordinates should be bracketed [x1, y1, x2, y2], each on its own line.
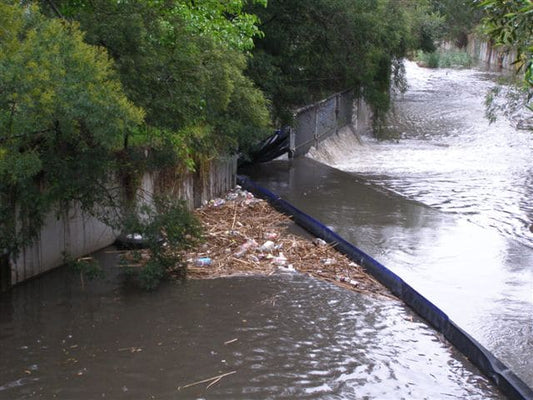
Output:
[0, 1, 144, 255]
[477, 0, 532, 122]
[42, 0, 271, 158]
[246, 0, 411, 124]
[430, 0, 482, 48]
[477, 0, 533, 90]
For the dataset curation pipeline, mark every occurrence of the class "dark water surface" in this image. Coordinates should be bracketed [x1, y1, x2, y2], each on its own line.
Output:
[241, 62, 533, 389]
[0, 253, 503, 399]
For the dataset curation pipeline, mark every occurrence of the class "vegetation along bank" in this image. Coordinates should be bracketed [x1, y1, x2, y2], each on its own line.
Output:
[1, 0, 530, 287]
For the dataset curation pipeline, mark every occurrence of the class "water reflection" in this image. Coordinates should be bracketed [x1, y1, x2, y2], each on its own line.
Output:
[0, 262, 503, 399]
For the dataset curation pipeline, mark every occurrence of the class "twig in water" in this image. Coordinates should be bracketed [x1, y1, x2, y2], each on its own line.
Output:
[178, 370, 236, 391]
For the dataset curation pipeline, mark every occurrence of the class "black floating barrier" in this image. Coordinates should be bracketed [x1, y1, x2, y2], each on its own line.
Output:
[237, 175, 533, 400]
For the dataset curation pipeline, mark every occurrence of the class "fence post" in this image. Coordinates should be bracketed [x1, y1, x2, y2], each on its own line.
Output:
[313, 108, 319, 149]
[289, 127, 295, 158]
[335, 94, 340, 135]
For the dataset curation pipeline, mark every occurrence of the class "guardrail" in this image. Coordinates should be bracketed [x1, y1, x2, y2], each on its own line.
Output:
[290, 90, 373, 158]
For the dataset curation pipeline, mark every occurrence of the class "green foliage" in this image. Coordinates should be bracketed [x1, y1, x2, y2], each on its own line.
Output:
[168, 0, 267, 51]
[135, 259, 168, 291]
[415, 49, 473, 68]
[477, 0, 533, 91]
[484, 78, 532, 124]
[69, 257, 104, 279]
[430, 0, 482, 47]
[401, 1, 445, 52]
[46, 0, 272, 157]
[400, 1, 481, 54]
[439, 50, 473, 68]
[63, 253, 104, 290]
[477, 0, 533, 121]
[416, 50, 441, 68]
[246, 0, 411, 125]
[0, 3, 143, 145]
[0, 1, 143, 256]
[121, 196, 202, 290]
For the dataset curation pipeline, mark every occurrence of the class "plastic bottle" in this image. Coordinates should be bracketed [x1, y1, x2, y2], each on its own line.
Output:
[195, 257, 212, 266]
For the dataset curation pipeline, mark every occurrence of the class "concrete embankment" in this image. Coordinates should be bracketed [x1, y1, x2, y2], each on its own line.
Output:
[3, 157, 236, 288]
[466, 34, 520, 72]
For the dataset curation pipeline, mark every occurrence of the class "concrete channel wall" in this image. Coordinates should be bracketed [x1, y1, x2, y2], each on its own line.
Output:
[467, 34, 519, 72]
[5, 157, 237, 288]
[290, 91, 372, 158]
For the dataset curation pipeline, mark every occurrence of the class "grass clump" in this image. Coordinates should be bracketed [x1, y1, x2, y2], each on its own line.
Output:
[415, 49, 473, 69]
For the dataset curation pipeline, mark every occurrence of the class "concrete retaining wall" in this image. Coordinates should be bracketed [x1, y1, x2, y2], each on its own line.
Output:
[6, 156, 237, 287]
[467, 35, 519, 72]
[10, 206, 116, 285]
[291, 91, 372, 158]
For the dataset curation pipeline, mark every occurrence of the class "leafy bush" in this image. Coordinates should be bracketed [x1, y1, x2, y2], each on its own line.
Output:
[63, 253, 104, 290]
[415, 49, 473, 68]
[438, 50, 473, 68]
[121, 197, 203, 290]
[0, 2, 143, 257]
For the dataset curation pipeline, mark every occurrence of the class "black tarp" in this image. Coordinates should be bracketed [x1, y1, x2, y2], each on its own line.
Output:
[239, 128, 290, 166]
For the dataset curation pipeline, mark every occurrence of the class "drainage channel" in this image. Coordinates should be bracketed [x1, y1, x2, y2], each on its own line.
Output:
[238, 174, 533, 400]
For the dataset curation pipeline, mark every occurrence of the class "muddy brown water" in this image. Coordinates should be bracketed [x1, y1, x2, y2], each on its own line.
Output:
[241, 61, 533, 391]
[0, 252, 503, 399]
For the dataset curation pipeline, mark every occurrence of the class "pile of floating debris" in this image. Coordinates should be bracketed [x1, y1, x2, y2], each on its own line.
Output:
[173, 187, 392, 298]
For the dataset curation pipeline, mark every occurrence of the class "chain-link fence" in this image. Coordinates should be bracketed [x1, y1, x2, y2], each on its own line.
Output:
[290, 90, 354, 157]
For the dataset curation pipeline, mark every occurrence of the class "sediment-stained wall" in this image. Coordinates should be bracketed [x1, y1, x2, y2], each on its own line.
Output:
[467, 35, 519, 71]
[7, 157, 237, 287]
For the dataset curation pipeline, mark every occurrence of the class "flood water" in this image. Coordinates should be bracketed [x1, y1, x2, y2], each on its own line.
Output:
[0, 253, 503, 399]
[0, 61, 529, 400]
[311, 61, 533, 249]
[241, 61, 533, 388]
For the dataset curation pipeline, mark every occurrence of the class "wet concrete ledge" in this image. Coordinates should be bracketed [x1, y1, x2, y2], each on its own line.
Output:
[237, 175, 533, 400]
